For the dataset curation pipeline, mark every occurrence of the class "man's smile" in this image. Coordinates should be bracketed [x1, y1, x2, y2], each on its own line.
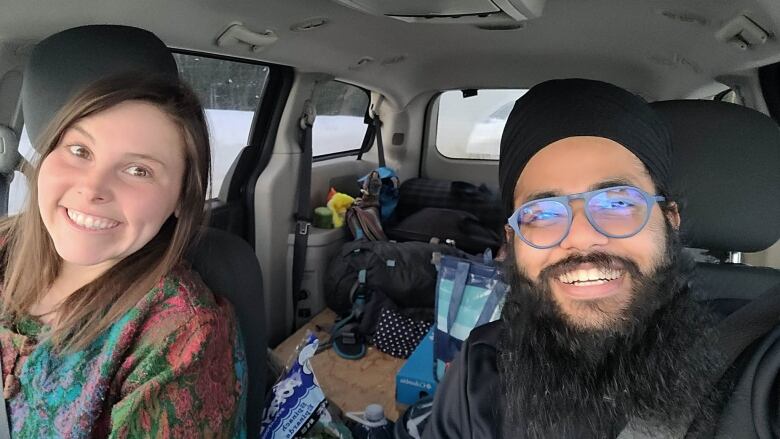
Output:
[550, 263, 629, 301]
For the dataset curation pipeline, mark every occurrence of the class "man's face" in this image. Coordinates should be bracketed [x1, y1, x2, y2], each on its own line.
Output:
[508, 136, 678, 330]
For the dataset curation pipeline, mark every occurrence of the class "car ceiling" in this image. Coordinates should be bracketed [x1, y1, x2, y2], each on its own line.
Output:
[2, 0, 780, 107]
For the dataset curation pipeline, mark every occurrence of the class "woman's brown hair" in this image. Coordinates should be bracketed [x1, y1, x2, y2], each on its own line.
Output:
[0, 74, 211, 352]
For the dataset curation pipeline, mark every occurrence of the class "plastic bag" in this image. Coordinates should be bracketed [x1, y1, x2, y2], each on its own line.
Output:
[434, 252, 508, 380]
[261, 333, 351, 439]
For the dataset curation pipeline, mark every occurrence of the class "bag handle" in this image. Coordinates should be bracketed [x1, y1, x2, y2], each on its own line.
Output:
[475, 279, 508, 328]
[446, 261, 471, 333]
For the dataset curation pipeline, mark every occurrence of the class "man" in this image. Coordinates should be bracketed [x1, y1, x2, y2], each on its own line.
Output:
[424, 79, 724, 438]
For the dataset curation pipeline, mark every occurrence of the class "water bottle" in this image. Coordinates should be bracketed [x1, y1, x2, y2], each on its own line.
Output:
[347, 404, 394, 439]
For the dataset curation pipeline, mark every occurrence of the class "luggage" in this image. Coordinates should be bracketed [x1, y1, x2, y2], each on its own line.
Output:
[394, 178, 504, 232]
[386, 207, 502, 254]
[324, 240, 470, 315]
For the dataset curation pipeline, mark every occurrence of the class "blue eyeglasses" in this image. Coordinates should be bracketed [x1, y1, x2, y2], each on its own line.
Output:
[507, 185, 666, 249]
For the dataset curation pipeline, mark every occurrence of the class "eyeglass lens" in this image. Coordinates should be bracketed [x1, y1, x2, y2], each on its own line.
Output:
[518, 187, 650, 247]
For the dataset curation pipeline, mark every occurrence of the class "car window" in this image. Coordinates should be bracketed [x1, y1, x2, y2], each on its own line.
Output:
[7, 128, 37, 215]
[436, 89, 528, 160]
[7, 53, 270, 215]
[174, 52, 269, 195]
[312, 80, 370, 158]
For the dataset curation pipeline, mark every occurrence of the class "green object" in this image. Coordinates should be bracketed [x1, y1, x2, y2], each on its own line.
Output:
[314, 206, 334, 228]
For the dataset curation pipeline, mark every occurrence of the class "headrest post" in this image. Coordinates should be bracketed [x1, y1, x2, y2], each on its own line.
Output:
[727, 252, 743, 264]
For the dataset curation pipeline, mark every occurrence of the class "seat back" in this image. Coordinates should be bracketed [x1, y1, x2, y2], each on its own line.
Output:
[651, 99, 780, 307]
[22, 25, 266, 436]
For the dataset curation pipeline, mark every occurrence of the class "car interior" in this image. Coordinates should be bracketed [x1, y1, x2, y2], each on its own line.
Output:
[1, 0, 780, 436]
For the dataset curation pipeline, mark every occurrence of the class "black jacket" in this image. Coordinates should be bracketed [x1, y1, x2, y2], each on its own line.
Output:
[423, 321, 780, 439]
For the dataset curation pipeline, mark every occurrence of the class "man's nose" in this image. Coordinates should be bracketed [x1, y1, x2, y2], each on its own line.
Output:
[76, 168, 113, 203]
[558, 202, 608, 251]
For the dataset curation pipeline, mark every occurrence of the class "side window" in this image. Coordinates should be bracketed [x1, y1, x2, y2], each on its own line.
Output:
[312, 81, 370, 158]
[174, 53, 270, 196]
[8, 53, 270, 215]
[7, 128, 37, 215]
[436, 89, 528, 160]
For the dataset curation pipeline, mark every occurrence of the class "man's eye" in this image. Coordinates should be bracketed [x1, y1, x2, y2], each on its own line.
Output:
[125, 166, 152, 178]
[523, 210, 564, 224]
[609, 200, 634, 208]
[68, 145, 91, 159]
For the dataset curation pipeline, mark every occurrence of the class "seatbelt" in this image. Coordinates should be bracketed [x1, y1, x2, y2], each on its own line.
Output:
[356, 96, 386, 167]
[681, 281, 780, 438]
[356, 112, 376, 162]
[291, 100, 316, 329]
[0, 350, 9, 439]
[614, 281, 780, 439]
[356, 115, 385, 167]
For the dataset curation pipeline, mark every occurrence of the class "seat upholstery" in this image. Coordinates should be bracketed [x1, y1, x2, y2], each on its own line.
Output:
[652, 99, 780, 305]
[653, 100, 780, 254]
[21, 25, 266, 436]
[653, 96, 780, 439]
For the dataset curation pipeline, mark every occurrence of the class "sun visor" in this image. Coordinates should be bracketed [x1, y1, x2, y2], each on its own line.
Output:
[332, 0, 546, 24]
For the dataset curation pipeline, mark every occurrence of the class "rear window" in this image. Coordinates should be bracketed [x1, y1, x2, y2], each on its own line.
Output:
[436, 89, 527, 160]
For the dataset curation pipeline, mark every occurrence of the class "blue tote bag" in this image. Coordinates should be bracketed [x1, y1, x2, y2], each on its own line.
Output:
[434, 253, 508, 381]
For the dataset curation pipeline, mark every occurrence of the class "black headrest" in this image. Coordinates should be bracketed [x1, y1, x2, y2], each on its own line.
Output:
[651, 100, 780, 252]
[22, 25, 178, 147]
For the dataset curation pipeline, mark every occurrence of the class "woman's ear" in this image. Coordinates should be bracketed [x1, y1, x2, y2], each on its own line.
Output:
[665, 202, 681, 230]
[174, 205, 181, 218]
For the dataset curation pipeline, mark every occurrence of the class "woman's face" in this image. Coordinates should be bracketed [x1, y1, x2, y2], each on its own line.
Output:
[38, 100, 186, 270]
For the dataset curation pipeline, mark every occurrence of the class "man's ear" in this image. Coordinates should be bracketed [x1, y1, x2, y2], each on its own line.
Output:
[665, 202, 681, 230]
[504, 224, 515, 243]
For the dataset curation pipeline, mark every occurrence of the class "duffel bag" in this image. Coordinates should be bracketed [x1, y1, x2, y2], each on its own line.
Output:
[324, 240, 470, 315]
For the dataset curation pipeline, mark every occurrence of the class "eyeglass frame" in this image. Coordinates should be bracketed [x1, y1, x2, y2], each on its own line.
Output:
[507, 185, 667, 249]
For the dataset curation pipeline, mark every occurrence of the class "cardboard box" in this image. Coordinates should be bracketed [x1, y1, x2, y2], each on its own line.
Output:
[395, 328, 437, 406]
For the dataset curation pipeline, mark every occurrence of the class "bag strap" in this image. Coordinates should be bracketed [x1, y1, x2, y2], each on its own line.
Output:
[683, 281, 780, 438]
[291, 100, 316, 328]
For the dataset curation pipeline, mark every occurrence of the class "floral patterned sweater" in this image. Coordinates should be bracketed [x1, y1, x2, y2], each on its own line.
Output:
[0, 265, 247, 438]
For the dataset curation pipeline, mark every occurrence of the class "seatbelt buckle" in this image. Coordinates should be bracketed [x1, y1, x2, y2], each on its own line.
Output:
[296, 219, 311, 236]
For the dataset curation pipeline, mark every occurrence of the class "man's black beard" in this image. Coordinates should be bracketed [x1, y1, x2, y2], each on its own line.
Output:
[497, 224, 722, 438]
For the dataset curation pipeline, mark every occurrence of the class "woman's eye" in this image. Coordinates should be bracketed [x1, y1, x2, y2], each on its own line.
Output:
[68, 145, 91, 159]
[125, 166, 151, 178]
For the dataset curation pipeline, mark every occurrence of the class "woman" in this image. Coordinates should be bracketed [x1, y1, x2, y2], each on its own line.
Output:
[0, 74, 246, 438]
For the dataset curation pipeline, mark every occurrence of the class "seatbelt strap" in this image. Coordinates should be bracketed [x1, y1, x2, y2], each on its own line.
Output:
[356, 95, 386, 167]
[682, 281, 780, 438]
[356, 115, 385, 167]
[291, 101, 315, 328]
[356, 113, 376, 162]
[0, 346, 9, 439]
